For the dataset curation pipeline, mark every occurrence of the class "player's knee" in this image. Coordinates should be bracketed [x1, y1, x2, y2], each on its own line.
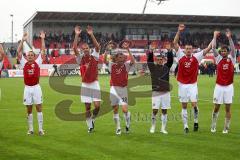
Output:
[152, 109, 158, 115]
[113, 106, 118, 113]
[162, 109, 167, 115]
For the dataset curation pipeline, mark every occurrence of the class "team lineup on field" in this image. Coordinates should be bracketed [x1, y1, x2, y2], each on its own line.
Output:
[13, 23, 237, 137]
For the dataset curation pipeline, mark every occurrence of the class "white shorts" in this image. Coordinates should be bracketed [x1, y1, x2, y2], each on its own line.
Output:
[81, 81, 101, 103]
[152, 91, 171, 110]
[110, 86, 128, 106]
[178, 82, 198, 103]
[213, 84, 234, 104]
[23, 84, 43, 105]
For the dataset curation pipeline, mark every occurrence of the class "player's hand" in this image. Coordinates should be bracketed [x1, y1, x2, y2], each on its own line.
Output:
[86, 25, 93, 35]
[22, 33, 28, 41]
[178, 24, 185, 32]
[225, 29, 232, 38]
[121, 41, 130, 49]
[40, 31, 46, 39]
[214, 31, 220, 38]
[75, 26, 82, 35]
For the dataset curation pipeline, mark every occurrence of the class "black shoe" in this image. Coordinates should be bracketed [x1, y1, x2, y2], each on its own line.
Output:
[125, 126, 130, 134]
[88, 128, 94, 133]
[184, 127, 189, 134]
[194, 123, 199, 132]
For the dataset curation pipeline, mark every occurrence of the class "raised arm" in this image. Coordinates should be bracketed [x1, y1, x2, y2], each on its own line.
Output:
[40, 31, 46, 55]
[103, 51, 109, 65]
[173, 24, 185, 52]
[122, 41, 135, 65]
[226, 29, 236, 58]
[166, 49, 174, 69]
[86, 26, 100, 53]
[212, 31, 220, 57]
[17, 33, 28, 59]
[202, 39, 213, 56]
[73, 26, 81, 56]
[0, 43, 4, 55]
[146, 49, 155, 72]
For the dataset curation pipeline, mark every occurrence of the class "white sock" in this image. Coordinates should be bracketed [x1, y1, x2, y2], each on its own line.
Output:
[161, 114, 167, 130]
[181, 108, 188, 129]
[192, 106, 199, 123]
[27, 113, 33, 131]
[113, 113, 121, 129]
[211, 112, 219, 129]
[224, 118, 231, 130]
[86, 117, 93, 128]
[151, 113, 157, 127]
[124, 112, 131, 128]
[37, 112, 43, 131]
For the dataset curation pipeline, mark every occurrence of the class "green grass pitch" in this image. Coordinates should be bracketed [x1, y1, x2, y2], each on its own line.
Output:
[0, 75, 239, 160]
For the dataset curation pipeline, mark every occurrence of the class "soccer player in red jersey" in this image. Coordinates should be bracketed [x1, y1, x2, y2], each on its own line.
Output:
[211, 29, 236, 134]
[103, 41, 135, 135]
[0, 44, 12, 77]
[17, 31, 46, 135]
[173, 24, 213, 133]
[73, 25, 101, 133]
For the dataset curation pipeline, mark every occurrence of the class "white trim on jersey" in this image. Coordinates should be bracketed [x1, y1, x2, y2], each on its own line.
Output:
[215, 54, 236, 65]
[20, 54, 42, 69]
[75, 49, 99, 65]
[108, 61, 134, 73]
[176, 47, 204, 63]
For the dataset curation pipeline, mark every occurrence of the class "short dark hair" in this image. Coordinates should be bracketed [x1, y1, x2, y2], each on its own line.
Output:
[220, 45, 230, 52]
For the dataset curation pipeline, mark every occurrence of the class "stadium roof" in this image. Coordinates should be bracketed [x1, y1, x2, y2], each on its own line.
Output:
[24, 11, 240, 27]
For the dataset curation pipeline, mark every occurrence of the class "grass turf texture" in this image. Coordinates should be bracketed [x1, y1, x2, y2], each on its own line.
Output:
[0, 75, 239, 160]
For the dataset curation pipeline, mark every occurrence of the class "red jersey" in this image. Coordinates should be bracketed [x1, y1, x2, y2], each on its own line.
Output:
[216, 56, 234, 86]
[176, 48, 203, 84]
[80, 55, 98, 83]
[23, 61, 40, 86]
[110, 62, 131, 87]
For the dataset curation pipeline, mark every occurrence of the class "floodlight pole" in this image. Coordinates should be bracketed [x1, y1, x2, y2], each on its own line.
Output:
[142, 0, 148, 14]
[10, 14, 14, 47]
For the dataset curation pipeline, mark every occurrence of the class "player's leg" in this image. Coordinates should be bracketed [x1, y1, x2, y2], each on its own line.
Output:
[190, 84, 199, 131]
[92, 101, 100, 120]
[212, 84, 224, 132]
[211, 104, 220, 132]
[222, 84, 233, 134]
[178, 84, 189, 133]
[36, 104, 44, 136]
[161, 109, 168, 134]
[110, 86, 121, 134]
[92, 81, 101, 123]
[223, 104, 231, 134]
[85, 103, 93, 132]
[33, 85, 44, 135]
[26, 105, 34, 135]
[160, 92, 171, 134]
[150, 91, 160, 133]
[191, 102, 199, 131]
[150, 109, 158, 133]
[113, 105, 121, 135]
[81, 84, 94, 132]
[24, 86, 34, 135]
[181, 102, 189, 133]
[122, 104, 130, 133]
